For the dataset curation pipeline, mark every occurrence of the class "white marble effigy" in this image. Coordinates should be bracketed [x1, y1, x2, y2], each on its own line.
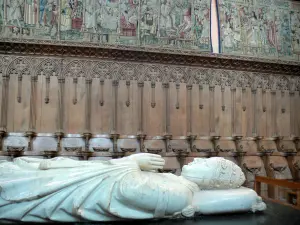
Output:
[0, 154, 266, 222]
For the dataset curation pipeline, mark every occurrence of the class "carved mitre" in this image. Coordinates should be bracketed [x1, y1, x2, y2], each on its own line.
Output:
[182, 157, 245, 190]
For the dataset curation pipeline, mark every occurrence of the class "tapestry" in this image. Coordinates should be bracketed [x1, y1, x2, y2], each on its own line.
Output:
[218, 0, 297, 60]
[0, 0, 211, 52]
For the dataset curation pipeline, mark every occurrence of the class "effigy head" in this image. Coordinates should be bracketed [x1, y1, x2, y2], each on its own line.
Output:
[181, 157, 245, 190]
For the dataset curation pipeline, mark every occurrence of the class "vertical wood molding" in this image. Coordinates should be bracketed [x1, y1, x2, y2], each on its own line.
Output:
[281, 91, 285, 113]
[44, 72, 50, 104]
[72, 77, 78, 105]
[271, 90, 277, 137]
[126, 80, 130, 107]
[138, 81, 144, 134]
[290, 91, 295, 137]
[199, 84, 203, 109]
[186, 84, 193, 135]
[111, 80, 119, 134]
[242, 88, 247, 111]
[231, 87, 236, 136]
[262, 90, 266, 112]
[0, 74, 10, 132]
[99, 79, 104, 106]
[209, 85, 215, 135]
[57, 77, 65, 133]
[176, 83, 180, 109]
[17, 74, 22, 103]
[163, 82, 170, 135]
[28, 75, 37, 131]
[221, 86, 225, 111]
[151, 81, 156, 108]
[252, 88, 257, 136]
[85, 78, 92, 133]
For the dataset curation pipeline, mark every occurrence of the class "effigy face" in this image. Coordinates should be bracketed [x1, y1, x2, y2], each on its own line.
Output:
[181, 157, 245, 189]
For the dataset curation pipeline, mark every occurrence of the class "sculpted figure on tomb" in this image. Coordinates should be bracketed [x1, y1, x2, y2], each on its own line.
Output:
[0, 154, 266, 222]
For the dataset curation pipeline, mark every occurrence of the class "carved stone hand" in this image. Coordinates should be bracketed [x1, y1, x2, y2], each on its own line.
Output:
[128, 153, 165, 171]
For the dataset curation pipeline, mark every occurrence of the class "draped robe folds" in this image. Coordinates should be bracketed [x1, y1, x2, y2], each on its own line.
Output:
[0, 157, 196, 222]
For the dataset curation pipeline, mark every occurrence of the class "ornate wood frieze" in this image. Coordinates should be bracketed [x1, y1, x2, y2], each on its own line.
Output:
[1, 55, 299, 92]
[0, 42, 300, 75]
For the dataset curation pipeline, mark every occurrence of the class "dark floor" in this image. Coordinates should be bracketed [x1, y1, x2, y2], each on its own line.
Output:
[1, 200, 300, 225]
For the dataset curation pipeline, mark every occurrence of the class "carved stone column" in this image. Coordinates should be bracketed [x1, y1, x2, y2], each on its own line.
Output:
[209, 85, 215, 136]
[251, 88, 257, 137]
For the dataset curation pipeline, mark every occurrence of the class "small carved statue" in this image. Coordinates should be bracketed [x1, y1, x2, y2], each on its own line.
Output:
[0, 154, 266, 222]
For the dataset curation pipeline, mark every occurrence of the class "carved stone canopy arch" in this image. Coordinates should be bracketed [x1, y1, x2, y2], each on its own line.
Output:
[259, 74, 271, 90]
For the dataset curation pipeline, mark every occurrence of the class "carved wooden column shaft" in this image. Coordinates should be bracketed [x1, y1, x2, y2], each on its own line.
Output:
[138, 81, 144, 133]
[44, 72, 50, 104]
[85, 78, 92, 133]
[221, 86, 225, 111]
[111, 80, 119, 134]
[231, 87, 236, 136]
[151, 81, 156, 108]
[199, 84, 203, 109]
[176, 83, 180, 109]
[290, 91, 295, 137]
[0, 74, 10, 132]
[126, 80, 130, 107]
[281, 91, 286, 113]
[252, 88, 257, 136]
[242, 88, 247, 111]
[17, 74, 22, 103]
[99, 79, 104, 106]
[29, 76, 38, 131]
[163, 82, 170, 135]
[72, 77, 78, 105]
[57, 77, 65, 133]
[186, 84, 192, 135]
[271, 90, 277, 137]
[209, 85, 215, 135]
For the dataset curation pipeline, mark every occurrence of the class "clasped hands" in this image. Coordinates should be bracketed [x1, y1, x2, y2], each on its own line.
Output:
[128, 153, 165, 171]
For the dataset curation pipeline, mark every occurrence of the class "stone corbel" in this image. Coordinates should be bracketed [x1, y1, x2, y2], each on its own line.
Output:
[25, 131, 35, 151]
[6, 146, 25, 159]
[76, 150, 93, 160]
[211, 136, 221, 153]
[147, 148, 163, 154]
[164, 134, 172, 153]
[243, 163, 262, 175]
[270, 163, 286, 173]
[137, 134, 146, 152]
[54, 131, 64, 153]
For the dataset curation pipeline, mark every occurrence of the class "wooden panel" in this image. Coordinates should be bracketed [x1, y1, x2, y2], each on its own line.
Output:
[65, 77, 85, 134]
[7, 75, 16, 132]
[13, 75, 30, 132]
